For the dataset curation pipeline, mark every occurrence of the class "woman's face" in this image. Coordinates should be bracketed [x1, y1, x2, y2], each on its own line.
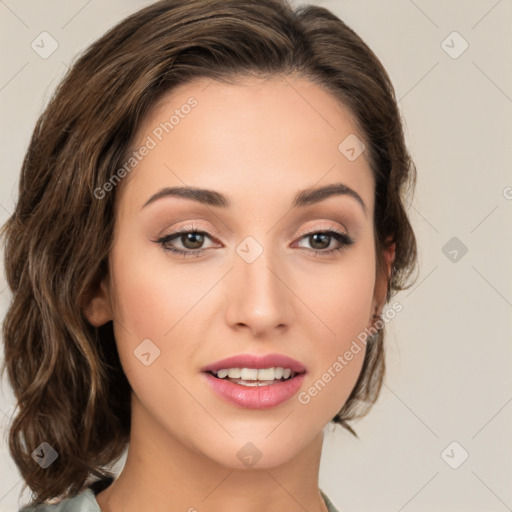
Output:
[86, 75, 390, 469]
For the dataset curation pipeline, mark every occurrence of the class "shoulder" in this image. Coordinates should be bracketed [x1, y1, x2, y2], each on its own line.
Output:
[320, 488, 343, 512]
[18, 488, 100, 512]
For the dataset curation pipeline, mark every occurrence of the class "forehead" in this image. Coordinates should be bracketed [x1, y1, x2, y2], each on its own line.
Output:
[115, 75, 374, 216]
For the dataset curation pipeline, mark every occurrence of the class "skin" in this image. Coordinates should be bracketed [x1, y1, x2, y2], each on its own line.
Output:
[85, 74, 395, 512]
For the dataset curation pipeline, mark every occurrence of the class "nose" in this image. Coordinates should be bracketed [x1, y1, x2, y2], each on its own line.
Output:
[224, 243, 292, 337]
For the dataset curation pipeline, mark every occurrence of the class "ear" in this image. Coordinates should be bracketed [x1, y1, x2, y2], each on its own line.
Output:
[371, 237, 396, 320]
[82, 275, 113, 327]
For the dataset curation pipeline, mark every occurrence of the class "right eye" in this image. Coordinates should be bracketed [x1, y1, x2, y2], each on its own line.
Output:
[155, 227, 220, 258]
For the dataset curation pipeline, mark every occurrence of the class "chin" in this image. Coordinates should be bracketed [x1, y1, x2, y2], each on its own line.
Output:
[196, 427, 318, 471]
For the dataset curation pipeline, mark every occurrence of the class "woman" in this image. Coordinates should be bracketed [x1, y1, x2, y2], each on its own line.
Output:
[1, 0, 417, 510]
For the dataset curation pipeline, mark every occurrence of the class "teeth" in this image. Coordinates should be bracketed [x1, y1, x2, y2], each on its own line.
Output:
[257, 368, 274, 381]
[234, 380, 276, 387]
[240, 368, 258, 380]
[214, 367, 296, 381]
[227, 368, 241, 378]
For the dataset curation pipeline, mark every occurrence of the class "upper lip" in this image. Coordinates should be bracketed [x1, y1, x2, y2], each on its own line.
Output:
[201, 353, 307, 374]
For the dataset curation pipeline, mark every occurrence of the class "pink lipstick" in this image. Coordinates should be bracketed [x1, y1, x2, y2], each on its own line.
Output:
[201, 353, 306, 409]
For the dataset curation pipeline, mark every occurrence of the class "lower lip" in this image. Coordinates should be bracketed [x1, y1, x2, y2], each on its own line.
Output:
[202, 372, 306, 409]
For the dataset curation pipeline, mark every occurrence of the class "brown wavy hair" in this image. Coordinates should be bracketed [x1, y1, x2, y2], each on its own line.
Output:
[1, 0, 417, 505]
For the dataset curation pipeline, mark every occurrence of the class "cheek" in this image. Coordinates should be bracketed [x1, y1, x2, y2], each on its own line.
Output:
[300, 238, 376, 345]
[106, 247, 209, 435]
[108, 241, 204, 339]
[293, 242, 376, 419]
[106, 242, 202, 385]
[314, 263, 374, 331]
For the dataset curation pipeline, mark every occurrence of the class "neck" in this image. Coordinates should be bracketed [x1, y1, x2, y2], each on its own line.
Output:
[96, 393, 327, 512]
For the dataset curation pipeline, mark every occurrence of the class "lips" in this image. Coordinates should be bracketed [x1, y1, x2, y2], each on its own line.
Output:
[200, 353, 307, 374]
[201, 353, 307, 409]
[202, 371, 306, 409]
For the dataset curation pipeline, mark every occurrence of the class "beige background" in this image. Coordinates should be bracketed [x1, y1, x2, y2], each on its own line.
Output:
[1, 1, 511, 511]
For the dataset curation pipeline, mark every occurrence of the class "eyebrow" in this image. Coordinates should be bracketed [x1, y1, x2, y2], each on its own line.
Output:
[142, 182, 367, 215]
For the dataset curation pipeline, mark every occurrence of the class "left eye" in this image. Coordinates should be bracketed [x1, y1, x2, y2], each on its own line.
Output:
[296, 230, 354, 253]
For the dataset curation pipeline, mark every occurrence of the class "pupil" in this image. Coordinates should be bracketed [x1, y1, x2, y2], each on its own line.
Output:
[183, 233, 203, 249]
[311, 233, 329, 250]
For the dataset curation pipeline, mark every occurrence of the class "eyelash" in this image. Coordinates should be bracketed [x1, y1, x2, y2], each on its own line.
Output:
[154, 224, 354, 259]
